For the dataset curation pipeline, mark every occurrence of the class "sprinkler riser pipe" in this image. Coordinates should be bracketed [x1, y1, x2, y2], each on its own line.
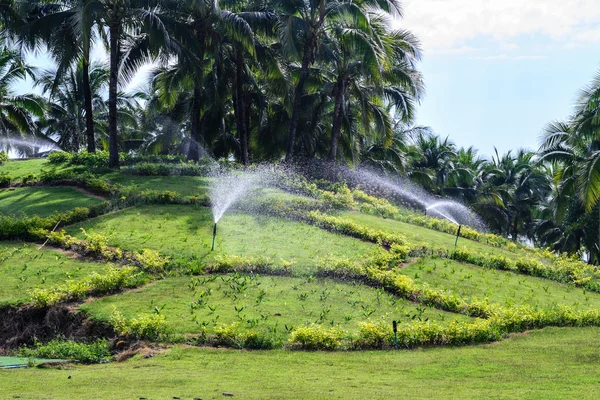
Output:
[455, 225, 462, 247]
[211, 223, 217, 251]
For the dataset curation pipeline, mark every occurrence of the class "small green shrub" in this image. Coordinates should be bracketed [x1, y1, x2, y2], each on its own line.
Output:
[110, 309, 168, 341]
[0, 150, 8, 165]
[0, 173, 11, 188]
[47, 151, 71, 164]
[19, 339, 111, 364]
[287, 325, 345, 350]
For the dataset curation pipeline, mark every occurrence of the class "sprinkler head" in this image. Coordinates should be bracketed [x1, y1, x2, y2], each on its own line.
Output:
[211, 222, 217, 251]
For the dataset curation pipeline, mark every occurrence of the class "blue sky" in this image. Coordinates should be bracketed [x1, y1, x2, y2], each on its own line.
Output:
[398, 0, 600, 158]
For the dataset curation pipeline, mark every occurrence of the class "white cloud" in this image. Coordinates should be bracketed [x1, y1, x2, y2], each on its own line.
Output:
[396, 0, 600, 53]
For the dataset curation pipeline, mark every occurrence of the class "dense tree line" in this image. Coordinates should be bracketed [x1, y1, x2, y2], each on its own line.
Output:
[2, 0, 600, 262]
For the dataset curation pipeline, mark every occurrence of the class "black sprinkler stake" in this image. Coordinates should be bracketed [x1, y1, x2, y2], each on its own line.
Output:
[455, 224, 462, 247]
[393, 320, 398, 350]
[211, 223, 217, 251]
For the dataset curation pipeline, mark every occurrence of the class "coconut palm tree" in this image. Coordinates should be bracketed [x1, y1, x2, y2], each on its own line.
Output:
[36, 60, 108, 151]
[274, 0, 402, 160]
[0, 46, 45, 141]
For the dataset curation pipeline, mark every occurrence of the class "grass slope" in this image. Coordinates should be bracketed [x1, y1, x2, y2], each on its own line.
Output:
[0, 242, 106, 306]
[402, 257, 600, 310]
[0, 187, 104, 217]
[1, 327, 600, 399]
[81, 274, 470, 338]
[340, 211, 526, 259]
[0, 159, 49, 179]
[66, 205, 375, 271]
[102, 172, 211, 197]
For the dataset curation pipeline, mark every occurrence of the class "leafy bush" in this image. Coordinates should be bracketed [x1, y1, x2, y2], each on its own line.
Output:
[0, 173, 11, 188]
[110, 309, 167, 341]
[21, 173, 38, 184]
[0, 150, 8, 165]
[19, 339, 111, 364]
[205, 254, 293, 276]
[47, 151, 71, 164]
[287, 325, 345, 350]
[30, 266, 143, 306]
[307, 211, 406, 246]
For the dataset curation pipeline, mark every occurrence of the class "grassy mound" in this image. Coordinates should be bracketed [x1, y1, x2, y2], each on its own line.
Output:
[401, 257, 600, 310]
[66, 205, 375, 271]
[0, 242, 107, 306]
[0, 159, 49, 179]
[102, 173, 211, 197]
[81, 274, 471, 338]
[0, 187, 104, 217]
[340, 211, 526, 259]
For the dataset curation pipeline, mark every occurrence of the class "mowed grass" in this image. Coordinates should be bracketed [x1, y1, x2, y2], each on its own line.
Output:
[101, 172, 212, 197]
[2, 327, 600, 399]
[0, 187, 104, 217]
[339, 211, 526, 260]
[66, 205, 375, 271]
[0, 242, 106, 306]
[0, 159, 49, 179]
[401, 257, 600, 310]
[81, 274, 470, 338]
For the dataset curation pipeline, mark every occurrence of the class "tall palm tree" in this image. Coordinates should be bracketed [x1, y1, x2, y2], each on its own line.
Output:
[274, 0, 402, 160]
[36, 60, 108, 151]
[23, 0, 103, 153]
[0, 46, 45, 141]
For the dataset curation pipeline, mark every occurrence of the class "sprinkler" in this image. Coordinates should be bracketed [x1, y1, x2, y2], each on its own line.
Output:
[454, 224, 462, 247]
[211, 222, 217, 251]
[392, 320, 398, 350]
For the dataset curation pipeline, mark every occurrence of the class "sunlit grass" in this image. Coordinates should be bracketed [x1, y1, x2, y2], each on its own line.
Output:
[65, 205, 375, 272]
[0, 187, 104, 217]
[81, 274, 470, 338]
[401, 256, 600, 310]
[0, 242, 106, 306]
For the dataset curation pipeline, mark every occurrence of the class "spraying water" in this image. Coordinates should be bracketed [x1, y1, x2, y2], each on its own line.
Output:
[209, 166, 279, 250]
[0, 137, 61, 158]
[308, 166, 486, 231]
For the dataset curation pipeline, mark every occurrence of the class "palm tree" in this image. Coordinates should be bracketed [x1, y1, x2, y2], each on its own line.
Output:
[24, 0, 99, 153]
[0, 46, 45, 142]
[36, 60, 108, 151]
[274, 0, 402, 160]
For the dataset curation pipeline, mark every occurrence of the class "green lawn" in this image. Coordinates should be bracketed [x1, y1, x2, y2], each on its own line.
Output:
[0, 187, 104, 217]
[0, 159, 49, 179]
[81, 274, 469, 338]
[339, 211, 529, 260]
[101, 172, 212, 197]
[0, 242, 107, 306]
[401, 257, 600, 310]
[1, 327, 599, 399]
[66, 205, 375, 271]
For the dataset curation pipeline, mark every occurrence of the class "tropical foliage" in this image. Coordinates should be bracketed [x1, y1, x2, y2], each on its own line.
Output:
[3, 0, 600, 262]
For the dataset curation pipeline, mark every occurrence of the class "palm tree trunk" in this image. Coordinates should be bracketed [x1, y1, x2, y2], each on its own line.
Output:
[327, 78, 345, 162]
[187, 25, 205, 162]
[108, 24, 120, 168]
[82, 55, 95, 153]
[285, 41, 313, 161]
[188, 85, 202, 161]
[234, 52, 249, 166]
[512, 215, 519, 241]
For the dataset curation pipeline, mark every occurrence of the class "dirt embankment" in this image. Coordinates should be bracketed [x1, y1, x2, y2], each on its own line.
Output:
[0, 305, 114, 349]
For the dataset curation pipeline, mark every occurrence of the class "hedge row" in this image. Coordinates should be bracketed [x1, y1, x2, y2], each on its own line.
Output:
[193, 254, 600, 350]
